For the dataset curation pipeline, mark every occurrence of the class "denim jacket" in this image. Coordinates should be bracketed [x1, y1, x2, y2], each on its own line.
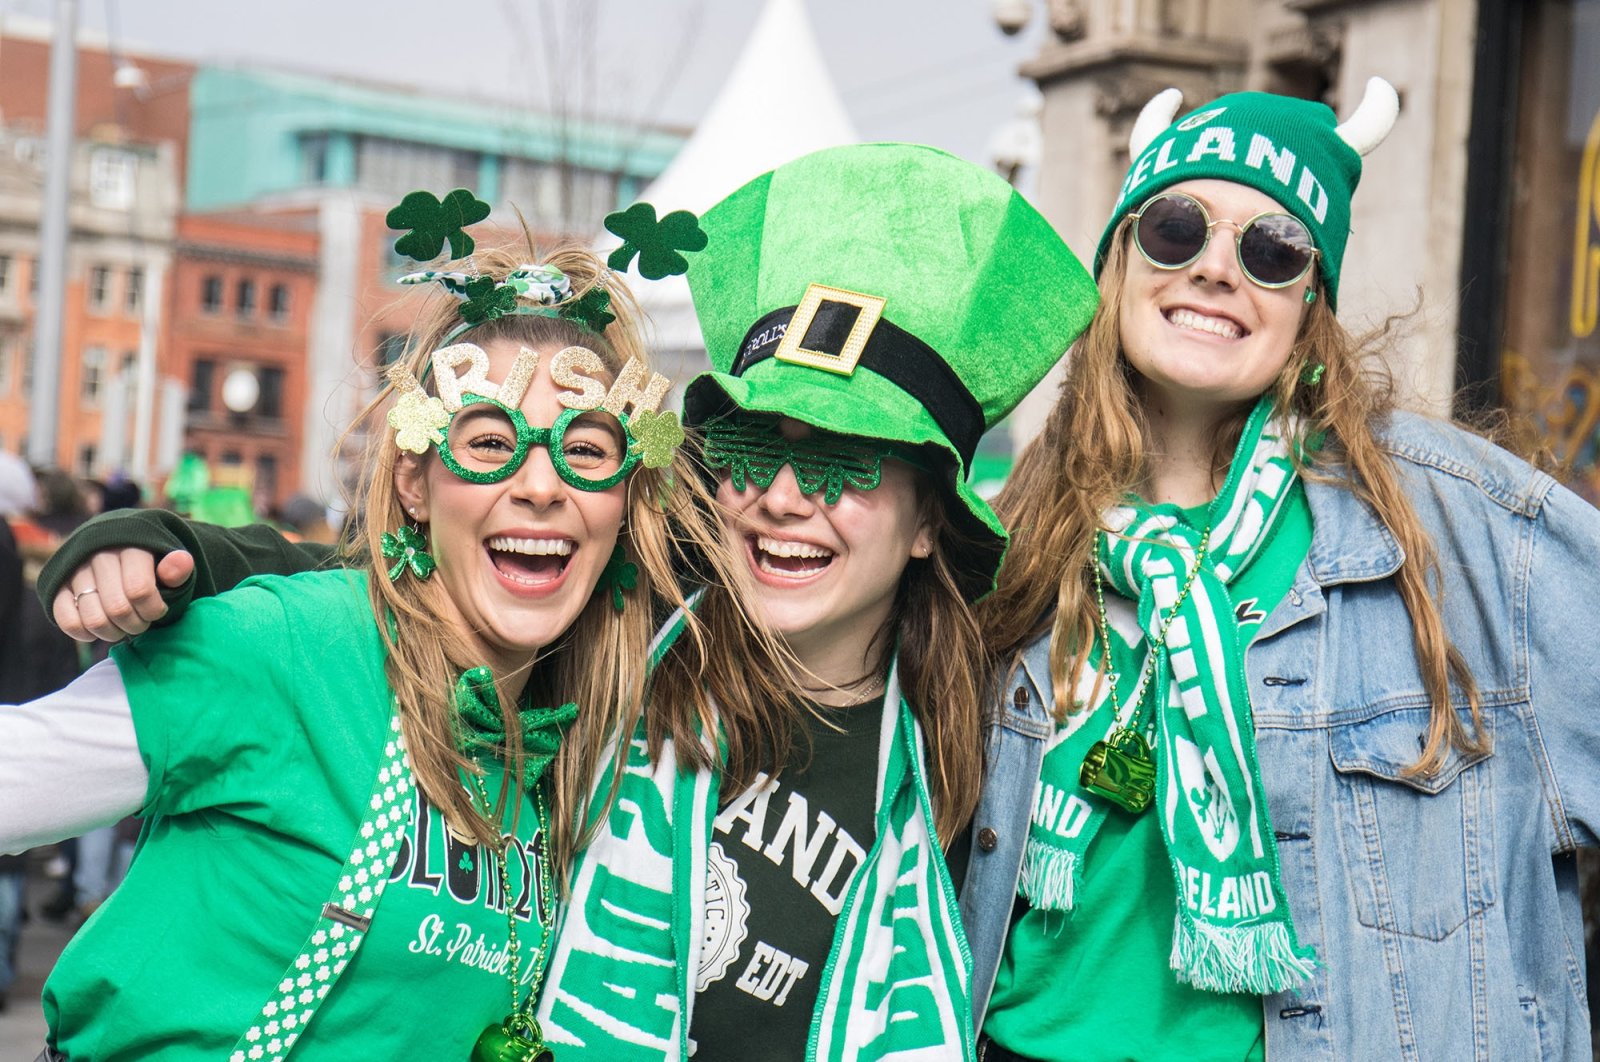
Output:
[959, 412, 1600, 1061]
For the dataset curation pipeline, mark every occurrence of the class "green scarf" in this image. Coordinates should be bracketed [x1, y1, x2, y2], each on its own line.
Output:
[535, 644, 975, 1060]
[1021, 396, 1316, 994]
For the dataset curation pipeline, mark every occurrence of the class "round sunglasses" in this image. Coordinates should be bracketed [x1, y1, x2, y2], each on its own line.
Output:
[1126, 192, 1319, 289]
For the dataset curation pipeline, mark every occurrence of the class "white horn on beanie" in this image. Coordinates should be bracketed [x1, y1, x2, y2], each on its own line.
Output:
[1128, 88, 1184, 159]
[1334, 77, 1400, 157]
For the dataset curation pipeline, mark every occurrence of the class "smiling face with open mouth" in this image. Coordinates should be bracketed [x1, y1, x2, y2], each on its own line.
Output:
[715, 419, 933, 673]
[1118, 178, 1314, 421]
[397, 337, 626, 676]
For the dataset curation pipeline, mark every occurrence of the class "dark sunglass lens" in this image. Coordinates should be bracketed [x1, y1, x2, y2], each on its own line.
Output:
[1136, 195, 1208, 267]
[1240, 214, 1315, 285]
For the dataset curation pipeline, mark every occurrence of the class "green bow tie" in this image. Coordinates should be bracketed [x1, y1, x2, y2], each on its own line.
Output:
[453, 667, 577, 790]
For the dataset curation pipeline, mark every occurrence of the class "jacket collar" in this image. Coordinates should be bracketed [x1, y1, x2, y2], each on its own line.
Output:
[1302, 470, 1404, 584]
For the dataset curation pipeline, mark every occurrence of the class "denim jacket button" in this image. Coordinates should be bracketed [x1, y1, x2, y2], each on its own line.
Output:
[977, 827, 999, 852]
[1013, 686, 1029, 709]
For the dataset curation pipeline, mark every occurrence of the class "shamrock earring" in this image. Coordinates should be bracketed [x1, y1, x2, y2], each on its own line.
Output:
[381, 521, 436, 582]
[1300, 362, 1326, 386]
[598, 543, 638, 612]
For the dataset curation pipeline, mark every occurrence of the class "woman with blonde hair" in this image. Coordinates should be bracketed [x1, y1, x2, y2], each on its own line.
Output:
[0, 211, 783, 1060]
[963, 79, 1600, 1061]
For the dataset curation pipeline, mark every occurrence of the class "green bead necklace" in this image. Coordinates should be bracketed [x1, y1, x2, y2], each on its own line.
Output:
[1079, 526, 1210, 813]
[467, 767, 556, 1062]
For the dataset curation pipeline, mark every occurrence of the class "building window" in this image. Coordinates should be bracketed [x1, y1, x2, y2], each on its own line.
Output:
[78, 443, 97, 477]
[301, 133, 330, 184]
[236, 278, 257, 319]
[268, 283, 291, 323]
[81, 346, 106, 405]
[88, 148, 137, 210]
[256, 453, 279, 503]
[88, 265, 112, 312]
[201, 275, 224, 314]
[0, 333, 14, 396]
[126, 267, 144, 316]
[189, 359, 216, 413]
[355, 136, 479, 202]
[0, 254, 11, 294]
[119, 350, 138, 379]
[258, 366, 285, 420]
[29, 258, 39, 296]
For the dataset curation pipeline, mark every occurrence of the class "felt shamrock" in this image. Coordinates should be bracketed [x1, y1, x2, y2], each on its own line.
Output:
[564, 284, 616, 332]
[380, 525, 436, 582]
[459, 275, 521, 324]
[629, 409, 686, 470]
[386, 189, 492, 262]
[600, 543, 638, 612]
[605, 202, 708, 280]
[388, 391, 450, 455]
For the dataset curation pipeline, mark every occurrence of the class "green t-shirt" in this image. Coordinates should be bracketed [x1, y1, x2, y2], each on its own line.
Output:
[47, 569, 548, 1061]
[984, 484, 1312, 1062]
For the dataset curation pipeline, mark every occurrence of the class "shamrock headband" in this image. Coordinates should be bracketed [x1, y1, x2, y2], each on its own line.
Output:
[385, 341, 685, 489]
[385, 189, 707, 339]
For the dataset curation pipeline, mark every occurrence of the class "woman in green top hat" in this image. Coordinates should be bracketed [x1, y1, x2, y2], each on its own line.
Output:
[965, 78, 1600, 1060]
[533, 142, 1095, 1061]
[0, 228, 788, 1060]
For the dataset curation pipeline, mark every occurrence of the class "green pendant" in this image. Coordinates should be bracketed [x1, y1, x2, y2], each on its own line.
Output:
[1079, 727, 1157, 813]
[471, 1016, 554, 1062]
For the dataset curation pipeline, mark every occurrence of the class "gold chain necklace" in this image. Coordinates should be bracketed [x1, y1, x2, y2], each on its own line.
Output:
[1079, 526, 1210, 813]
[467, 767, 556, 1062]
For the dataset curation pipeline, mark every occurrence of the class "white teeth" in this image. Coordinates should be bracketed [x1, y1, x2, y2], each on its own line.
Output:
[487, 536, 573, 556]
[1168, 308, 1242, 339]
[756, 536, 833, 559]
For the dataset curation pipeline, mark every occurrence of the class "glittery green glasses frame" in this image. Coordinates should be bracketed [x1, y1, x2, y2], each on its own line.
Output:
[702, 417, 925, 505]
[438, 392, 640, 491]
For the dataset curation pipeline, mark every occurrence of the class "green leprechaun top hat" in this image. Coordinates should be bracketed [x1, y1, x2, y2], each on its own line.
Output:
[682, 143, 1099, 600]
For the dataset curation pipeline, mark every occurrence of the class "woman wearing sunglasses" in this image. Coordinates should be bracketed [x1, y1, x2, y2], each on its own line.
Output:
[964, 79, 1600, 1060]
[0, 240, 784, 1061]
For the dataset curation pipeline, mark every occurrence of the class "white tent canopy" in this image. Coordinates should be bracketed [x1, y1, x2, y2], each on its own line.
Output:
[606, 0, 859, 370]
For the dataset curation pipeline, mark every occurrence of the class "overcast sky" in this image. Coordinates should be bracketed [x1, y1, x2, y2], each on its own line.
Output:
[0, 0, 1046, 166]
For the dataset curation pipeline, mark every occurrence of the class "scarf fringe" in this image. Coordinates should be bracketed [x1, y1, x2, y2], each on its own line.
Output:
[1169, 913, 1318, 995]
[1019, 840, 1079, 912]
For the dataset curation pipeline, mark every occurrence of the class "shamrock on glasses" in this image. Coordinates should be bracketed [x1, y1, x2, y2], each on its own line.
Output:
[386, 189, 492, 262]
[605, 202, 708, 280]
[628, 409, 686, 470]
[387, 391, 450, 455]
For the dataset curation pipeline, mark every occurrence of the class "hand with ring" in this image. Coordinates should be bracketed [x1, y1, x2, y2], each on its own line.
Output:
[52, 547, 197, 643]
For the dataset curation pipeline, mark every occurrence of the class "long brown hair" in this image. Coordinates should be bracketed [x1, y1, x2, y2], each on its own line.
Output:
[981, 220, 1486, 776]
[649, 459, 988, 846]
[342, 244, 789, 873]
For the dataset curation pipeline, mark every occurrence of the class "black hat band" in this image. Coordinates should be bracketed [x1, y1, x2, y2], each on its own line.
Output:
[729, 302, 985, 468]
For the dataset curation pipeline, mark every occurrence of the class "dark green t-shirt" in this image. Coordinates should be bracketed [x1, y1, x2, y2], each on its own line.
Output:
[984, 484, 1312, 1062]
[691, 696, 884, 1060]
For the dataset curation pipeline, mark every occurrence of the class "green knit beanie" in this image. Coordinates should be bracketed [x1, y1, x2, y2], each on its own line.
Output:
[1095, 78, 1399, 308]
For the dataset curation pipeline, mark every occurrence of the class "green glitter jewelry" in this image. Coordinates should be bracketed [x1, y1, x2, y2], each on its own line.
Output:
[598, 544, 638, 612]
[380, 524, 436, 582]
[702, 416, 925, 505]
[439, 392, 640, 491]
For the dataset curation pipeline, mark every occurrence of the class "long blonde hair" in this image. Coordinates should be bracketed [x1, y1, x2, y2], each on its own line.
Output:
[982, 220, 1486, 776]
[342, 244, 786, 872]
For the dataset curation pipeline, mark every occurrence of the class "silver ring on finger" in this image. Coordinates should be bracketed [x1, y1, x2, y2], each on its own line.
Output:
[73, 587, 100, 605]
